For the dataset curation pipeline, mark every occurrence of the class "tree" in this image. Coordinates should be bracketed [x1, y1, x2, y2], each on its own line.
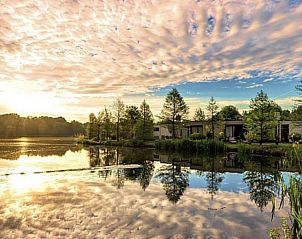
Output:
[160, 88, 189, 138]
[193, 107, 205, 121]
[244, 90, 277, 145]
[291, 105, 302, 121]
[113, 98, 125, 141]
[99, 107, 114, 140]
[295, 80, 302, 105]
[207, 96, 219, 139]
[136, 100, 154, 141]
[88, 113, 97, 139]
[219, 105, 241, 120]
[124, 105, 141, 139]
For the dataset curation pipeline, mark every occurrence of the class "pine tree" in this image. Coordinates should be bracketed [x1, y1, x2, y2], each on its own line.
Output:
[160, 88, 189, 138]
[207, 96, 219, 139]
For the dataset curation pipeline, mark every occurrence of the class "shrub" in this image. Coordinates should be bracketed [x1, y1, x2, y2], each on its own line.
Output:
[189, 133, 205, 140]
[155, 139, 226, 154]
[291, 133, 302, 143]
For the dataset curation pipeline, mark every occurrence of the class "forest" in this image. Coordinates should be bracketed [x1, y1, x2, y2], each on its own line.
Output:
[0, 113, 85, 138]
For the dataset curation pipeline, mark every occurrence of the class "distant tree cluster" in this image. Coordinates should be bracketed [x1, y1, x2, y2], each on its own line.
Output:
[0, 114, 85, 138]
[87, 99, 154, 141]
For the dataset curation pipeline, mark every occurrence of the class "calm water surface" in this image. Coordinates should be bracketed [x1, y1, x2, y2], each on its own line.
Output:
[0, 137, 300, 238]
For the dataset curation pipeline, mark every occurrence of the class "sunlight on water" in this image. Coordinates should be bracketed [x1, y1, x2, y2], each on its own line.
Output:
[7, 171, 48, 194]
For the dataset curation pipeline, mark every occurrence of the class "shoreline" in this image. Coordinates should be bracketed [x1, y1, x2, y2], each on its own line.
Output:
[77, 138, 298, 157]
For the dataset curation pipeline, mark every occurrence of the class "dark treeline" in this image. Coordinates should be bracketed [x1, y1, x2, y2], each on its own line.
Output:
[0, 113, 85, 138]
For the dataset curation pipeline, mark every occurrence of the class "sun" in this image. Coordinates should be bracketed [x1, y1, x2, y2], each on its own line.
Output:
[4, 91, 57, 115]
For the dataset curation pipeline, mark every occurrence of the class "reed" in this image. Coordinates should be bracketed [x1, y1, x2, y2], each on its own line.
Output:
[155, 139, 226, 154]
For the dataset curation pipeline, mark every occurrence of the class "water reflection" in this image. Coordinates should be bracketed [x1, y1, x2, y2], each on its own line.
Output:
[156, 157, 189, 203]
[243, 156, 281, 211]
[0, 138, 301, 211]
[204, 157, 224, 199]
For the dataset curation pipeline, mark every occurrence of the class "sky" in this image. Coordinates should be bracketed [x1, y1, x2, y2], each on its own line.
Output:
[0, 0, 301, 122]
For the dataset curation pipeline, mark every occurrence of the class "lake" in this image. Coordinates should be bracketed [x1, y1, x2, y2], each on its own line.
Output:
[0, 137, 298, 239]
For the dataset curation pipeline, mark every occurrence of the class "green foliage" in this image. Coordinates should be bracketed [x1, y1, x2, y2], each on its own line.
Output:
[193, 107, 205, 121]
[136, 100, 154, 141]
[189, 133, 205, 140]
[0, 113, 85, 138]
[291, 106, 302, 121]
[155, 139, 226, 154]
[123, 139, 144, 147]
[113, 98, 125, 141]
[98, 107, 114, 140]
[124, 105, 141, 139]
[244, 90, 278, 145]
[271, 176, 302, 239]
[219, 105, 242, 120]
[290, 133, 302, 143]
[88, 113, 98, 140]
[207, 96, 219, 139]
[160, 88, 189, 138]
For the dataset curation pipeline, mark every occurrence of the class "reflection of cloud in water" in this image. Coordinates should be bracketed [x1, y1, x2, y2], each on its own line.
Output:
[0, 177, 288, 239]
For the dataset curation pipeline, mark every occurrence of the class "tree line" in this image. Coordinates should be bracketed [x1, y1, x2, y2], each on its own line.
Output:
[0, 114, 85, 138]
[87, 100, 154, 142]
[87, 79, 302, 144]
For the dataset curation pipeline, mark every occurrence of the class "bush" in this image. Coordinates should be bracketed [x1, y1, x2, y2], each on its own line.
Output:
[124, 139, 144, 147]
[290, 133, 301, 143]
[189, 133, 205, 140]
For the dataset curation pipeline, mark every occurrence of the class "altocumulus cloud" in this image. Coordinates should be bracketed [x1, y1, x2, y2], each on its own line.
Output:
[0, 0, 301, 120]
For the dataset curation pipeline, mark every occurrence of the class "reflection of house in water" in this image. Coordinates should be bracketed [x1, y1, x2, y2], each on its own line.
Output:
[153, 152, 301, 174]
[224, 152, 244, 171]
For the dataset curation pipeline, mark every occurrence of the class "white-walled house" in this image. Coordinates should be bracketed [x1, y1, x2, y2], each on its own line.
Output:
[153, 125, 172, 140]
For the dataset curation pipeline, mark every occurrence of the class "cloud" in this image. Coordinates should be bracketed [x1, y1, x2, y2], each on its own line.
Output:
[263, 78, 274, 82]
[246, 83, 264, 89]
[0, 0, 301, 96]
[0, 1, 301, 120]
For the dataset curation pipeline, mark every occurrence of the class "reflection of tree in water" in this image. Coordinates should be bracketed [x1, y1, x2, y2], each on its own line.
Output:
[156, 158, 189, 203]
[93, 147, 155, 190]
[243, 158, 280, 211]
[204, 156, 224, 199]
[112, 168, 125, 189]
[139, 160, 155, 191]
[89, 147, 100, 167]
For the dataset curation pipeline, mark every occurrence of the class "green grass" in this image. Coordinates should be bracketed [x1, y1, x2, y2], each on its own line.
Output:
[155, 139, 226, 154]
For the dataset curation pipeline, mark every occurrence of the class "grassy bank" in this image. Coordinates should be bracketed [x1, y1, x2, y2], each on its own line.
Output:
[78, 135, 302, 158]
